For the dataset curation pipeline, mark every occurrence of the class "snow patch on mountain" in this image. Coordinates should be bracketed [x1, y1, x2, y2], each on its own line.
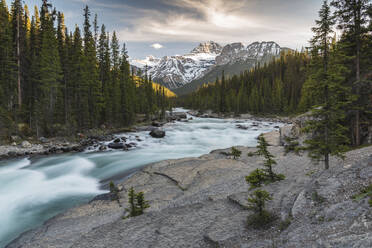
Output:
[130, 41, 284, 90]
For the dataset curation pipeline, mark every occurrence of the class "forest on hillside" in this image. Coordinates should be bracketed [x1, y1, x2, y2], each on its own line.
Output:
[0, 0, 172, 139]
[178, 0, 372, 147]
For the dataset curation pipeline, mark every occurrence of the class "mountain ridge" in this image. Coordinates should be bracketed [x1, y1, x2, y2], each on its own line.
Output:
[131, 41, 286, 92]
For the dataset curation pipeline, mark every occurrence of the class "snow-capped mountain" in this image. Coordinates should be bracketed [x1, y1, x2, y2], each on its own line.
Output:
[215, 41, 281, 66]
[131, 41, 284, 90]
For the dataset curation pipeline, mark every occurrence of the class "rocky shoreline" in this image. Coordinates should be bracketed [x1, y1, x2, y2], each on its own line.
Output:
[0, 112, 190, 161]
[6, 123, 372, 247]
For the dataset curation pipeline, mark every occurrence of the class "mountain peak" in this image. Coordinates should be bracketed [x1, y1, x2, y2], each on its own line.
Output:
[190, 41, 222, 54]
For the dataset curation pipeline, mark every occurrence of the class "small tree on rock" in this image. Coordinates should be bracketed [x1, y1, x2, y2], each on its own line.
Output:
[126, 187, 137, 217]
[136, 191, 150, 215]
[246, 169, 266, 189]
[109, 181, 121, 205]
[247, 189, 274, 228]
[231, 147, 242, 159]
[248, 136, 285, 182]
[125, 187, 150, 217]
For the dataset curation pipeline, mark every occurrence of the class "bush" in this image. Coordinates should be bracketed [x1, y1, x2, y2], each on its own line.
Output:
[231, 147, 242, 159]
[246, 169, 266, 189]
[109, 181, 120, 202]
[247, 189, 272, 215]
[125, 187, 150, 217]
[247, 136, 285, 183]
[247, 209, 275, 229]
[246, 189, 275, 228]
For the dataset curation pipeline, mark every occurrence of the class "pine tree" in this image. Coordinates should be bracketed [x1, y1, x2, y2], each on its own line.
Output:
[231, 147, 242, 159]
[36, 0, 62, 136]
[0, 0, 17, 135]
[246, 189, 274, 228]
[10, 0, 23, 108]
[331, 0, 371, 146]
[245, 168, 266, 189]
[82, 5, 102, 128]
[248, 136, 285, 181]
[135, 192, 149, 215]
[110, 31, 121, 124]
[126, 187, 137, 217]
[304, 0, 352, 169]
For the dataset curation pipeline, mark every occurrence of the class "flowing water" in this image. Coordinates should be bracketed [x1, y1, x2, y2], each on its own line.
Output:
[0, 109, 281, 247]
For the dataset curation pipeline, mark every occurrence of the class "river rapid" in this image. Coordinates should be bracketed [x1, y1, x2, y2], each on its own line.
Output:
[0, 109, 282, 247]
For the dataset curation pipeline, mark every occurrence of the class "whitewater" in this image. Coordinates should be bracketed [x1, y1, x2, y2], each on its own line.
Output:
[0, 109, 282, 247]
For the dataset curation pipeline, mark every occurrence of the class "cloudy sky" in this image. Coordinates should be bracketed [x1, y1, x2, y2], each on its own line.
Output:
[23, 0, 323, 59]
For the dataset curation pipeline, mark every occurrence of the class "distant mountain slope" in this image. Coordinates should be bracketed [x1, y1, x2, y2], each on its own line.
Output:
[132, 76, 177, 97]
[131, 41, 222, 89]
[131, 41, 288, 92]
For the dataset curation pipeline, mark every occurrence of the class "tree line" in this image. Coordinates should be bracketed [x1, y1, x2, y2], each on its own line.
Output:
[0, 0, 172, 139]
[178, 0, 372, 148]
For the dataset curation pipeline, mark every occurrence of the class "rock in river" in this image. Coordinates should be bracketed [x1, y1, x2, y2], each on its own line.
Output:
[108, 139, 125, 149]
[150, 129, 166, 138]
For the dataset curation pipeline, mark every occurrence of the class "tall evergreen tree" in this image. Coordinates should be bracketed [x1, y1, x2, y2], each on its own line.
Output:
[331, 0, 371, 146]
[304, 0, 351, 169]
[35, 0, 62, 136]
[82, 5, 101, 128]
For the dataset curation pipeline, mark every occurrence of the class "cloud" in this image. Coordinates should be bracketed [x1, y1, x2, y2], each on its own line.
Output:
[150, 43, 164, 49]
[42, 0, 323, 52]
[113, 0, 321, 49]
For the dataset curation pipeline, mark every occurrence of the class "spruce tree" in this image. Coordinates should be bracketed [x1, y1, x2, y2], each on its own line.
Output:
[331, 0, 371, 146]
[36, 0, 62, 136]
[248, 136, 285, 181]
[82, 5, 102, 128]
[304, 0, 351, 169]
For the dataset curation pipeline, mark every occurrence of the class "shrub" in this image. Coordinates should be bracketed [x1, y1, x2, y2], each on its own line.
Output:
[136, 192, 150, 215]
[109, 181, 120, 202]
[231, 147, 242, 159]
[248, 136, 285, 183]
[125, 187, 150, 217]
[247, 189, 272, 215]
[246, 169, 266, 189]
[247, 189, 275, 228]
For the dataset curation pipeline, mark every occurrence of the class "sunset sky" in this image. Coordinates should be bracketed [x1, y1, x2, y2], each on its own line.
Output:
[23, 0, 324, 59]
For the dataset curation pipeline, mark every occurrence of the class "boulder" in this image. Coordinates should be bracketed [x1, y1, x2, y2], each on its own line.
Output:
[236, 124, 248, 130]
[99, 145, 107, 151]
[173, 112, 187, 119]
[262, 130, 280, 146]
[108, 142, 124, 149]
[21, 141, 32, 148]
[150, 129, 166, 138]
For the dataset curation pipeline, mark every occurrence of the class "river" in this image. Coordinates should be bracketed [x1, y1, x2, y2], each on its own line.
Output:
[0, 109, 281, 247]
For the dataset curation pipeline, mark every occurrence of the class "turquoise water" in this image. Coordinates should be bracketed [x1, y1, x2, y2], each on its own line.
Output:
[0, 110, 281, 247]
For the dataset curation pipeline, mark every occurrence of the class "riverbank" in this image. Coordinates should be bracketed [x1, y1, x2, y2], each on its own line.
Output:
[0, 112, 190, 160]
[7, 141, 372, 247]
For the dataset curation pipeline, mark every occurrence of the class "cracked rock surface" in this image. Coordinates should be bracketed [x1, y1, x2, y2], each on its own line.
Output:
[7, 146, 372, 248]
